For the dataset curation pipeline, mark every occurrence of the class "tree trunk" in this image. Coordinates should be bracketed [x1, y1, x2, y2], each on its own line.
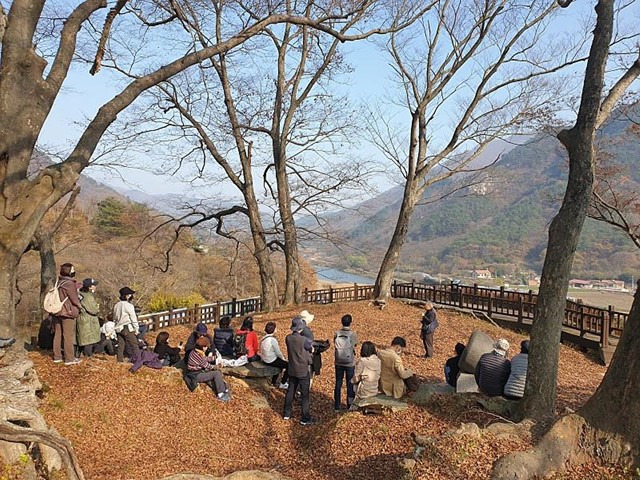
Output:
[35, 231, 57, 321]
[373, 182, 420, 301]
[521, 0, 612, 421]
[0, 248, 20, 338]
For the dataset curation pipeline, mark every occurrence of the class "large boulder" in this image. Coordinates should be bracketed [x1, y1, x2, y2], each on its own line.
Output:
[456, 372, 479, 393]
[458, 330, 494, 374]
[410, 382, 455, 406]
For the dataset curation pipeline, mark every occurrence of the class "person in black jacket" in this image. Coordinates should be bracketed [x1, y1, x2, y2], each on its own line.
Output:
[420, 302, 439, 358]
[444, 342, 465, 387]
[184, 322, 212, 356]
[213, 316, 235, 358]
[153, 331, 182, 366]
[475, 338, 511, 397]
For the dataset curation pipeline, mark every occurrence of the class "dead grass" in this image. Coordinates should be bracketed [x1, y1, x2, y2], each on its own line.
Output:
[31, 299, 620, 480]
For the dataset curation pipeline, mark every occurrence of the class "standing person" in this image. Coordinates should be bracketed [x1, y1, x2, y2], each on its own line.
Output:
[504, 340, 529, 399]
[352, 341, 381, 405]
[260, 322, 289, 389]
[299, 310, 315, 341]
[475, 338, 511, 397]
[154, 331, 182, 366]
[113, 286, 140, 363]
[77, 278, 101, 357]
[188, 336, 231, 402]
[52, 263, 82, 365]
[283, 317, 315, 426]
[213, 316, 235, 358]
[378, 337, 417, 399]
[444, 342, 466, 388]
[234, 316, 259, 362]
[333, 314, 358, 411]
[420, 302, 439, 358]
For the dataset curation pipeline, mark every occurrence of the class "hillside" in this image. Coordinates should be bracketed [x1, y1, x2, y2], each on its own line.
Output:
[307, 114, 640, 280]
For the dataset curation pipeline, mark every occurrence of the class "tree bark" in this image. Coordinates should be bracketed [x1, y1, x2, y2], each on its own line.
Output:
[521, 0, 613, 421]
[0, 248, 20, 337]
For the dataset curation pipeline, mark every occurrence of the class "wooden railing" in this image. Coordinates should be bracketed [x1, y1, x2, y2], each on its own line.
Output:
[138, 281, 630, 349]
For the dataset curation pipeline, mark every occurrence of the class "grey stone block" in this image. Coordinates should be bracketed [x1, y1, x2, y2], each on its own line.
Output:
[456, 372, 479, 393]
[459, 330, 494, 373]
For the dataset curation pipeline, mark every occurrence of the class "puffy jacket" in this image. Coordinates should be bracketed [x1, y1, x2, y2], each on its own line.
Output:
[503, 353, 528, 398]
[213, 328, 234, 357]
[77, 290, 101, 346]
[56, 276, 81, 319]
[475, 351, 511, 397]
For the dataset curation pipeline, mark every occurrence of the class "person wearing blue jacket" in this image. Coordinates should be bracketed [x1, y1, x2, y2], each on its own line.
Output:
[420, 302, 439, 358]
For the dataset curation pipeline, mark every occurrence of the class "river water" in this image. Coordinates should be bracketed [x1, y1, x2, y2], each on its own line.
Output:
[315, 267, 375, 285]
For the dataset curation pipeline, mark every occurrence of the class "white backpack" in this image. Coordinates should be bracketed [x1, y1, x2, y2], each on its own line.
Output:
[43, 280, 68, 315]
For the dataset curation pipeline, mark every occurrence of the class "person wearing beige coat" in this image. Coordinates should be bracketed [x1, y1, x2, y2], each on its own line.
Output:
[352, 341, 382, 402]
[378, 337, 415, 399]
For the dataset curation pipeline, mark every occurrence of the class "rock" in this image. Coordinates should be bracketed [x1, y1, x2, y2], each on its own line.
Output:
[0, 439, 27, 464]
[411, 432, 436, 447]
[446, 422, 481, 438]
[221, 362, 282, 379]
[476, 396, 518, 418]
[458, 330, 494, 374]
[159, 471, 291, 480]
[485, 422, 527, 442]
[456, 373, 479, 393]
[410, 382, 455, 405]
[399, 458, 417, 472]
[352, 394, 409, 412]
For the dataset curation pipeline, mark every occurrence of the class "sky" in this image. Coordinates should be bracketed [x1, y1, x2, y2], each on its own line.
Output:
[37, 2, 639, 201]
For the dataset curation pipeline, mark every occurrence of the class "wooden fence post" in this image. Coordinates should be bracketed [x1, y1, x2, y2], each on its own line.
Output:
[392, 280, 397, 298]
[608, 305, 614, 332]
[473, 283, 478, 296]
[215, 301, 221, 323]
[168, 307, 174, 327]
[499, 285, 505, 299]
[329, 286, 334, 304]
[411, 280, 415, 299]
[487, 294, 493, 317]
[194, 304, 201, 324]
[153, 314, 159, 332]
[528, 290, 533, 303]
[354, 283, 358, 301]
[458, 286, 464, 308]
[304, 288, 308, 303]
[601, 311, 610, 347]
[517, 296, 523, 325]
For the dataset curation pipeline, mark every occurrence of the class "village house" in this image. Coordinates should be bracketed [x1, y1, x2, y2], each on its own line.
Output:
[569, 279, 627, 291]
[472, 269, 492, 279]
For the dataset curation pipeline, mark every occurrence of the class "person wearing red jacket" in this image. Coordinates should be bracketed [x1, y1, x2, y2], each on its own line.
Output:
[236, 316, 259, 362]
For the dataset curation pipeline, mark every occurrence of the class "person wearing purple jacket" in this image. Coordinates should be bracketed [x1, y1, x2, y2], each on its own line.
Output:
[52, 263, 82, 365]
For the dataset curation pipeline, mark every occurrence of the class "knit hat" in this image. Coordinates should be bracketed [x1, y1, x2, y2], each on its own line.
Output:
[290, 316, 305, 332]
[494, 338, 510, 356]
[195, 323, 207, 335]
[82, 278, 98, 288]
[196, 336, 211, 348]
[299, 310, 314, 325]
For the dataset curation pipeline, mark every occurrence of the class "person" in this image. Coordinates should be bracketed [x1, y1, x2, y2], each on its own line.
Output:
[52, 263, 82, 365]
[334, 314, 358, 411]
[99, 314, 117, 355]
[378, 337, 418, 399]
[259, 322, 289, 389]
[113, 286, 140, 363]
[352, 341, 381, 404]
[76, 278, 101, 357]
[503, 340, 529, 399]
[283, 316, 315, 426]
[234, 316, 259, 362]
[37, 316, 54, 350]
[475, 338, 511, 397]
[185, 322, 213, 356]
[420, 302, 439, 358]
[187, 336, 231, 402]
[213, 316, 235, 358]
[299, 310, 315, 342]
[154, 331, 182, 366]
[444, 342, 466, 388]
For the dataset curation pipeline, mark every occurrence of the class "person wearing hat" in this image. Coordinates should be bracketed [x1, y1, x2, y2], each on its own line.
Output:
[52, 263, 83, 365]
[475, 338, 512, 397]
[298, 310, 315, 342]
[504, 340, 529, 399]
[76, 278, 101, 357]
[184, 322, 213, 358]
[187, 336, 231, 402]
[113, 286, 140, 362]
[283, 316, 315, 425]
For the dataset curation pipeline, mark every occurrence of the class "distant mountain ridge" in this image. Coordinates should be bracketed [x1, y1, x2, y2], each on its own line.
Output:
[307, 114, 640, 279]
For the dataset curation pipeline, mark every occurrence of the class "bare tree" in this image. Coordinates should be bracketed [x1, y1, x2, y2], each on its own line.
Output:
[371, 0, 584, 301]
[0, 0, 407, 337]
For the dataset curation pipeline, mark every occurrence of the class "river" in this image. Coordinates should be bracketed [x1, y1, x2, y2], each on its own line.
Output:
[314, 267, 375, 285]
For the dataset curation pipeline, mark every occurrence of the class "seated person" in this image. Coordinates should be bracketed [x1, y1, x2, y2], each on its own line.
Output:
[234, 316, 259, 362]
[504, 340, 529, 399]
[185, 322, 213, 356]
[99, 315, 117, 355]
[475, 338, 511, 397]
[188, 337, 230, 402]
[213, 316, 235, 358]
[299, 310, 315, 341]
[444, 342, 466, 388]
[259, 322, 289, 389]
[378, 336, 417, 399]
[352, 341, 381, 404]
[153, 331, 182, 366]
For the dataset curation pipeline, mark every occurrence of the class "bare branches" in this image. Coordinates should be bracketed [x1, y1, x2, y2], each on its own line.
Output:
[596, 55, 640, 129]
[90, 0, 129, 75]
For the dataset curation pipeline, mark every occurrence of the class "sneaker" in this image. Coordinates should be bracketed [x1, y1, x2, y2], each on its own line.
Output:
[300, 418, 316, 426]
[53, 359, 63, 364]
[283, 416, 291, 420]
[278, 382, 289, 390]
[0, 338, 16, 348]
[218, 392, 231, 403]
[64, 358, 82, 366]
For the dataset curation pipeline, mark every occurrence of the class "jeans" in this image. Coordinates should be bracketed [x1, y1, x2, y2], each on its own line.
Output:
[264, 357, 289, 385]
[334, 365, 355, 409]
[82, 343, 100, 357]
[283, 375, 311, 422]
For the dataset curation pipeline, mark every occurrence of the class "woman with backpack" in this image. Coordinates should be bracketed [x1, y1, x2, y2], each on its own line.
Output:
[76, 278, 101, 357]
[234, 316, 259, 362]
[420, 302, 439, 358]
[52, 263, 82, 365]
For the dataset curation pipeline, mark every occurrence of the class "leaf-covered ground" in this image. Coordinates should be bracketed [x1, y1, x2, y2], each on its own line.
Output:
[31, 300, 630, 479]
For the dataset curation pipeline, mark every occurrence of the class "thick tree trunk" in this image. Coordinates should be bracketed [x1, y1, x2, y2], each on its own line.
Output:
[0, 248, 20, 338]
[374, 182, 420, 301]
[35, 232, 57, 321]
[521, 0, 612, 421]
